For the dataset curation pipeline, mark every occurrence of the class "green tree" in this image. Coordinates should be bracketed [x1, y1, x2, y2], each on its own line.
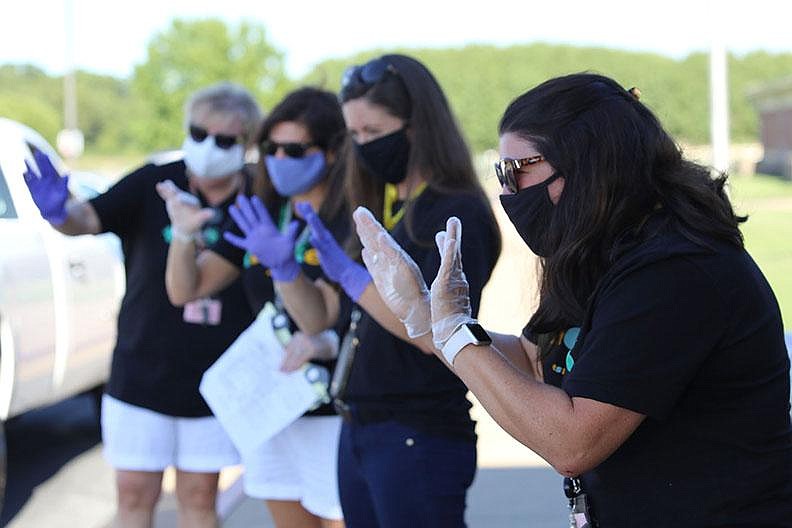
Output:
[129, 18, 290, 152]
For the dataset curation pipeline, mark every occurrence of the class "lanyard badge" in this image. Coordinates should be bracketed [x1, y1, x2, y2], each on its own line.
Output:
[564, 477, 597, 528]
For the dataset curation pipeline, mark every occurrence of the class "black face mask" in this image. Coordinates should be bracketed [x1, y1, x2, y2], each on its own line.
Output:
[499, 172, 562, 257]
[353, 128, 410, 184]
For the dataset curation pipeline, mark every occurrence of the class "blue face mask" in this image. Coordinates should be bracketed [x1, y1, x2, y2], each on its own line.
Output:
[265, 152, 327, 197]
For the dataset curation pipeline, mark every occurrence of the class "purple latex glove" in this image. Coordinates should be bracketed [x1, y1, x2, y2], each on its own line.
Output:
[23, 150, 69, 225]
[296, 202, 372, 301]
[223, 195, 301, 282]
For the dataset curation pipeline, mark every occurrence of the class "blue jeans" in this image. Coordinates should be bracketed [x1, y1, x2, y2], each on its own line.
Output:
[338, 419, 476, 528]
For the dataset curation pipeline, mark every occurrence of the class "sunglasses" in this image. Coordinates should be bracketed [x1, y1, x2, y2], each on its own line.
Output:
[261, 140, 316, 158]
[340, 58, 398, 99]
[189, 125, 240, 150]
[494, 155, 545, 194]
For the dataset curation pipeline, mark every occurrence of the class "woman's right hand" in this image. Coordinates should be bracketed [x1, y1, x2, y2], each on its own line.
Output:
[155, 180, 214, 240]
[353, 206, 432, 338]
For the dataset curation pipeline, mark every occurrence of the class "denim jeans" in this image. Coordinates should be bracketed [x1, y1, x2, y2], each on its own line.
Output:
[338, 419, 476, 528]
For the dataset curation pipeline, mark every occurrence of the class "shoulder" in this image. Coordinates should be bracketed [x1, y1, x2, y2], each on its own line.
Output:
[120, 160, 186, 187]
[415, 188, 494, 231]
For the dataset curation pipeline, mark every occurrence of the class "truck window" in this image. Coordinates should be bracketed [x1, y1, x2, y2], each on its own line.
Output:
[0, 165, 17, 219]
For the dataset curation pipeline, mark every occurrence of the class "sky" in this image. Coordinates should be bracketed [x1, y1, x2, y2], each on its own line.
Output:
[0, 0, 790, 79]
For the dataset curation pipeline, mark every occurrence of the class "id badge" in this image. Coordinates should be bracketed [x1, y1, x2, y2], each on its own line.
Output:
[183, 299, 223, 325]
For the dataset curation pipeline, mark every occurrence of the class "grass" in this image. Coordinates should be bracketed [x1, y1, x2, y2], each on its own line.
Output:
[728, 174, 792, 329]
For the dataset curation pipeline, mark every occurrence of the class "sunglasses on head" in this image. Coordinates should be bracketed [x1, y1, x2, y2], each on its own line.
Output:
[340, 58, 398, 99]
[189, 125, 240, 150]
[261, 140, 315, 159]
[494, 155, 545, 194]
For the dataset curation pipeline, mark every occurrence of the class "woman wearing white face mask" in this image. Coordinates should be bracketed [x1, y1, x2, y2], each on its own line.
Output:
[23, 82, 262, 528]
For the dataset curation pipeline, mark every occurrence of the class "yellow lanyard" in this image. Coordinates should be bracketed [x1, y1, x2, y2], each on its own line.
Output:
[383, 182, 427, 231]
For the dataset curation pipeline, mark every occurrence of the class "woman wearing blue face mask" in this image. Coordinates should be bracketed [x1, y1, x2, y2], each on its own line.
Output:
[159, 87, 348, 528]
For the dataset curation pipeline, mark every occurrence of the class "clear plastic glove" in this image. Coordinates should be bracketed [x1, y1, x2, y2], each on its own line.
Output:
[224, 195, 301, 282]
[296, 202, 371, 301]
[155, 179, 214, 240]
[352, 206, 432, 338]
[280, 330, 340, 372]
[23, 150, 70, 225]
[430, 217, 476, 350]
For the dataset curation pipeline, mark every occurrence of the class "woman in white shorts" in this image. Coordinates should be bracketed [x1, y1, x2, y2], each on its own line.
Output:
[159, 87, 350, 527]
[25, 82, 262, 528]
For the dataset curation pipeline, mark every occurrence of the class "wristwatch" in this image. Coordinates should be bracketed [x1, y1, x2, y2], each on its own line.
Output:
[441, 322, 492, 365]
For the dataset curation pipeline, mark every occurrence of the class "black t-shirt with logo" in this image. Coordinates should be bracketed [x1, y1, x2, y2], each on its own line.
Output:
[89, 160, 254, 417]
[525, 215, 792, 527]
[211, 199, 351, 417]
[345, 188, 501, 441]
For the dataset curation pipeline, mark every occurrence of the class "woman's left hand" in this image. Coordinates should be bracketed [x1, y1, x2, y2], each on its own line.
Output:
[353, 206, 432, 338]
[296, 202, 372, 301]
[430, 217, 475, 350]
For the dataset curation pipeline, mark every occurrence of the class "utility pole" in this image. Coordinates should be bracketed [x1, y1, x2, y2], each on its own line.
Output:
[710, 33, 730, 174]
[57, 0, 84, 160]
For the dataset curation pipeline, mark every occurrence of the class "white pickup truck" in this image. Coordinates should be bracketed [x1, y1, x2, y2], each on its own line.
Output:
[0, 118, 125, 496]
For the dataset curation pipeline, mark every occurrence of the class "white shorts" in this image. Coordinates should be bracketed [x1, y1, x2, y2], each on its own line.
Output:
[243, 415, 342, 520]
[101, 394, 240, 472]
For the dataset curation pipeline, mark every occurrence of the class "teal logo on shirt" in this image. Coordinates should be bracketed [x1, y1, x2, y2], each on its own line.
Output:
[564, 327, 581, 372]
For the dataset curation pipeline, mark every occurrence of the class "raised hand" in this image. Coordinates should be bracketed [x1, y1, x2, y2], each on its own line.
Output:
[296, 201, 371, 301]
[353, 206, 431, 338]
[23, 150, 69, 225]
[155, 180, 214, 240]
[430, 217, 475, 349]
[223, 195, 301, 282]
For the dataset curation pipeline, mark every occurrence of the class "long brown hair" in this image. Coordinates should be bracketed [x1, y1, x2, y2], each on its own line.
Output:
[499, 73, 746, 342]
[340, 53, 500, 255]
[252, 87, 347, 223]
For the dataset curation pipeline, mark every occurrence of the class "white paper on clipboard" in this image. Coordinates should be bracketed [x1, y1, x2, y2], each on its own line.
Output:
[199, 305, 319, 456]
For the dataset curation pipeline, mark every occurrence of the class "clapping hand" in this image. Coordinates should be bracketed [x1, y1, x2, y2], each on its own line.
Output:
[352, 206, 432, 338]
[155, 180, 214, 241]
[430, 217, 475, 350]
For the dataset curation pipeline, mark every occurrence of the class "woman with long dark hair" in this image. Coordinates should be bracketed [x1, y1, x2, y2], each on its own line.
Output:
[158, 87, 348, 528]
[233, 54, 502, 526]
[355, 72, 792, 527]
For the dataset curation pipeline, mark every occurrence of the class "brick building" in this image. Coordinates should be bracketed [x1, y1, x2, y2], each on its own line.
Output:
[748, 76, 792, 180]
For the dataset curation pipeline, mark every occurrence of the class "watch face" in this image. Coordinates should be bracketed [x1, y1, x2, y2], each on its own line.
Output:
[466, 323, 491, 342]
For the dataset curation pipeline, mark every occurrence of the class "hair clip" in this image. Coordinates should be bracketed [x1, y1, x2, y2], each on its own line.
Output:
[627, 86, 642, 101]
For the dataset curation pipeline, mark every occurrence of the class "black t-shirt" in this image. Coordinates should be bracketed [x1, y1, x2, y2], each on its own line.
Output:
[530, 216, 792, 527]
[211, 199, 352, 417]
[346, 188, 500, 440]
[90, 160, 254, 417]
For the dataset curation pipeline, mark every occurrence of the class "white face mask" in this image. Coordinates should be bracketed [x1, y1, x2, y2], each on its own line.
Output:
[181, 136, 245, 180]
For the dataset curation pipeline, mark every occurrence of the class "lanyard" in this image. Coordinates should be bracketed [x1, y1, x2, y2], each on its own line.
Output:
[277, 202, 312, 263]
[382, 182, 427, 231]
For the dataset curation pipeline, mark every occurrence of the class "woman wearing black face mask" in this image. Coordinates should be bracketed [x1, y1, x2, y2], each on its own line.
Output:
[354, 73, 792, 528]
[259, 54, 502, 527]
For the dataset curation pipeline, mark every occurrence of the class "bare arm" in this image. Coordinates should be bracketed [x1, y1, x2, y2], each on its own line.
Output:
[165, 243, 240, 306]
[449, 342, 644, 476]
[489, 332, 542, 381]
[277, 275, 341, 335]
[55, 198, 102, 236]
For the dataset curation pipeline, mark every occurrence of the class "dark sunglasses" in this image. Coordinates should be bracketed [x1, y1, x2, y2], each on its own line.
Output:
[189, 125, 240, 150]
[340, 58, 398, 99]
[494, 155, 545, 194]
[260, 140, 315, 158]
